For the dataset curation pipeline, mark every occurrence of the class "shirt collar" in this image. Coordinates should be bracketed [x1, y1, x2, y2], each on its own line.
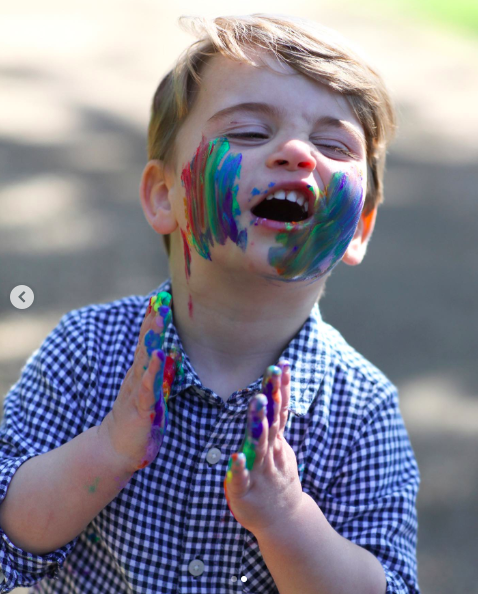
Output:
[145, 279, 329, 417]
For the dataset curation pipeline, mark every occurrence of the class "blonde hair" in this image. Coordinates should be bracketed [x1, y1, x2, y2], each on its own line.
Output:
[147, 14, 397, 255]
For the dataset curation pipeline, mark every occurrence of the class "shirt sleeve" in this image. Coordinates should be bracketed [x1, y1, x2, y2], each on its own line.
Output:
[0, 311, 90, 592]
[319, 381, 420, 594]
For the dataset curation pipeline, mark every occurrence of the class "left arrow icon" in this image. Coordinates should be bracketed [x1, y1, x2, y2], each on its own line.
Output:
[10, 286, 34, 309]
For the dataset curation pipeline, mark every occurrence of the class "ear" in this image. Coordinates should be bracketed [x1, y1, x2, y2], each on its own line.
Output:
[139, 160, 178, 235]
[341, 207, 377, 266]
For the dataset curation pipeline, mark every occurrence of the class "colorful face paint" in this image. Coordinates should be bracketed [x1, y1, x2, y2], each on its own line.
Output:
[265, 170, 364, 282]
[181, 136, 248, 265]
[250, 184, 275, 205]
[181, 229, 192, 281]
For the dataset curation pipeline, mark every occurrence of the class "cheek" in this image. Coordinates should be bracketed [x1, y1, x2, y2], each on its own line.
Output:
[179, 136, 248, 264]
[267, 169, 365, 282]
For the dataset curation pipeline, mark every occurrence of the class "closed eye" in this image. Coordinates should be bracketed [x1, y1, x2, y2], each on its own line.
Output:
[315, 143, 357, 159]
[226, 132, 269, 140]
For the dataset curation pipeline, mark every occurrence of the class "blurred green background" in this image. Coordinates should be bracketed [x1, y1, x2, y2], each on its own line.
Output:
[368, 0, 478, 35]
[1, 0, 477, 593]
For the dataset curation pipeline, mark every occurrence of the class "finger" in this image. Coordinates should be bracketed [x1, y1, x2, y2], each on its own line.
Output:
[138, 292, 171, 350]
[241, 394, 268, 471]
[144, 304, 172, 359]
[152, 349, 166, 404]
[144, 327, 164, 359]
[224, 452, 249, 499]
[133, 339, 151, 382]
[137, 297, 157, 347]
[262, 366, 282, 445]
[137, 349, 163, 417]
[150, 351, 168, 443]
[277, 359, 291, 436]
[261, 366, 282, 430]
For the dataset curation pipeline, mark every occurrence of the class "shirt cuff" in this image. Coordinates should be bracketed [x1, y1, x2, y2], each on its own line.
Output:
[0, 454, 78, 592]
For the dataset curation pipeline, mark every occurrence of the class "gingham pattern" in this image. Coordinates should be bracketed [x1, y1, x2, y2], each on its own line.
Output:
[0, 278, 420, 594]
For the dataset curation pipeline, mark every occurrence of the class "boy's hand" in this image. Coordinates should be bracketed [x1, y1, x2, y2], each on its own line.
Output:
[99, 297, 171, 475]
[223, 361, 304, 536]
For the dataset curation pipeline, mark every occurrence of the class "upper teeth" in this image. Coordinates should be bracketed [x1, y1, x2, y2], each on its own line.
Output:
[266, 190, 309, 212]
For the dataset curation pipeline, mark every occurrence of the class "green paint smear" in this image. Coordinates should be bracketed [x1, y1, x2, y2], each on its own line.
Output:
[182, 137, 247, 262]
[268, 171, 364, 282]
[87, 477, 100, 494]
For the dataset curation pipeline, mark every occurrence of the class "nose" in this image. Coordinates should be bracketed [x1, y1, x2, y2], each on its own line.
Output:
[266, 139, 316, 172]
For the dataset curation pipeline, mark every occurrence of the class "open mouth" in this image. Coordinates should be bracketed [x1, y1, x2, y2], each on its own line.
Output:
[251, 189, 311, 223]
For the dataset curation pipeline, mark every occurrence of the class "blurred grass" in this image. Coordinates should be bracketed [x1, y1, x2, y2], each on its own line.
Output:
[367, 0, 478, 36]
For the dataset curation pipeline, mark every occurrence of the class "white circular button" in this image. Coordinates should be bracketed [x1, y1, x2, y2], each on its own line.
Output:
[241, 575, 248, 582]
[231, 575, 237, 582]
[188, 559, 204, 576]
[206, 447, 222, 465]
[10, 285, 34, 310]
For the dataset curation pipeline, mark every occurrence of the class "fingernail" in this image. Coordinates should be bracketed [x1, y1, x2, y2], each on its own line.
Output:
[265, 365, 281, 377]
[278, 359, 290, 371]
[158, 291, 172, 307]
[232, 453, 243, 467]
[253, 394, 268, 412]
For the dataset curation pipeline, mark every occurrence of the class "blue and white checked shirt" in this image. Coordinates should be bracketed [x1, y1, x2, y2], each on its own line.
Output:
[0, 278, 420, 594]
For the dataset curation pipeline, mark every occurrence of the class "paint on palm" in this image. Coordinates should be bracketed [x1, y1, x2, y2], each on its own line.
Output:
[141, 291, 184, 470]
[262, 170, 365, 282]
[181, 136, 248, 276]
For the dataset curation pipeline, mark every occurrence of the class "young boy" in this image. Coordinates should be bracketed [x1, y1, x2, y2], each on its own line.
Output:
[0, 14, 420, 594]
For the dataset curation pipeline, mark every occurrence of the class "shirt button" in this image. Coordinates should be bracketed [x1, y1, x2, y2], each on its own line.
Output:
[188, 559, 205, 576]
[206, 447, 222, 465]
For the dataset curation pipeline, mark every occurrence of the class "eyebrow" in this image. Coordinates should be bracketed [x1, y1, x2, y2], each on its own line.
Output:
[207, 102, 366, 148]
[207, 102, 286, 123]
[315, 116, 366, 149]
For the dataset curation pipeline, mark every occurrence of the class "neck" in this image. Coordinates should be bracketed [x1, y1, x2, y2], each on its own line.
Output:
[168, 253, 326, 396]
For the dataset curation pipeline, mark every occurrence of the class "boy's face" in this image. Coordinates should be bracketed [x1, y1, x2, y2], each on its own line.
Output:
[163, 52, 368, 284]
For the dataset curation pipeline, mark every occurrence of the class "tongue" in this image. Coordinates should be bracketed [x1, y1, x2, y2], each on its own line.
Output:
[252, 198, 307, 222]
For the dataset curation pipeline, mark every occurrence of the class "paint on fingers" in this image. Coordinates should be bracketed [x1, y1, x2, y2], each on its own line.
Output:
[238, 394, 268, 472]
[262, 365, 282, 428]
[138, 291, 185, 470]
